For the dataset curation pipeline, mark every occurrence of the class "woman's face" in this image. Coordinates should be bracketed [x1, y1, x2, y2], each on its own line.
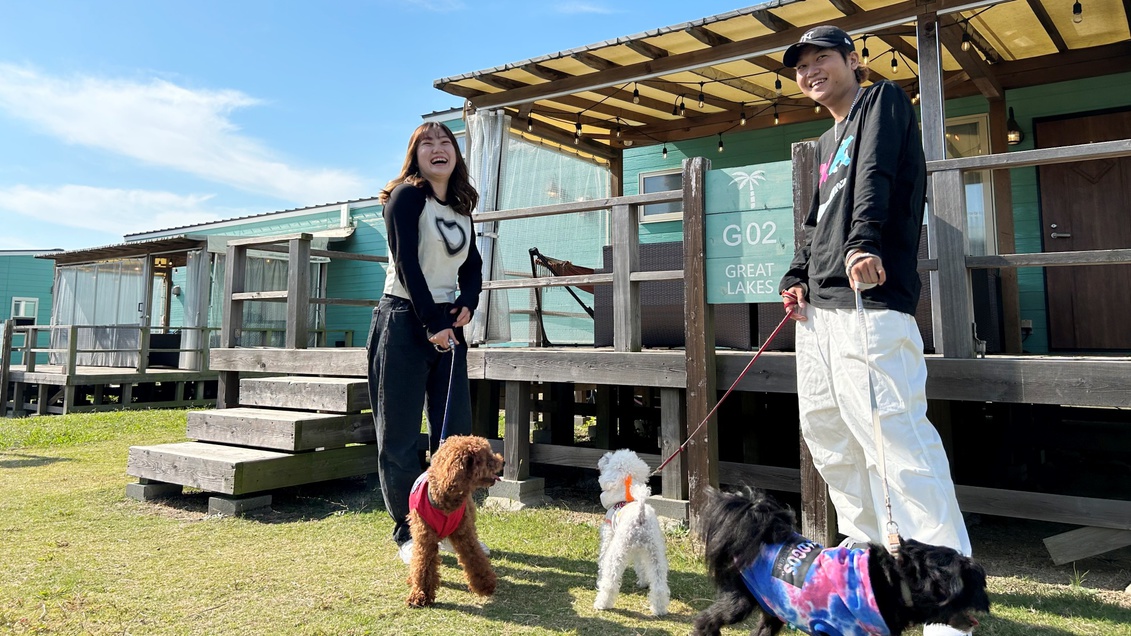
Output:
[415, 128, 457, 186]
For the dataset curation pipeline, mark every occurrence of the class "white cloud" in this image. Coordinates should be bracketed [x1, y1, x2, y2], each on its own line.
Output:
[553, 2, 618, 14]
[0, 184, 242, 237]
[0, 64, 365, 205]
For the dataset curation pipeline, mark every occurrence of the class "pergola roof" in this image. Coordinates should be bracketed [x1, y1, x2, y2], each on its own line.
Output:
[435, 0, 1131, 161]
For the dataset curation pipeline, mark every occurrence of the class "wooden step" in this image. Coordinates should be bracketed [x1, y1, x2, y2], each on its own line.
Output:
[126, 441, 377, 496]
[186, 407, 374, 451]
[239, 376, 369, 413]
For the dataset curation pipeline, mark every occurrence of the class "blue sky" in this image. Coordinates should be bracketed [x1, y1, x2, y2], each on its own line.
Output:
[0, 0, 750, 250]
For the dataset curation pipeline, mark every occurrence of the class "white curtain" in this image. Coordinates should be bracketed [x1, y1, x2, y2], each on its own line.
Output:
[50, 258, 147, 366]
[179, 249, 211, 369]
[464, 108, 512, 344]
[208, 254, 325, 347]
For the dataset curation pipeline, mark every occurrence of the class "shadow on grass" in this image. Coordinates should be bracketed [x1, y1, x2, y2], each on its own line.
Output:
[990, 590, 1131, 628]
[422, 547, 709, 634]
[0, 451, 72, 469]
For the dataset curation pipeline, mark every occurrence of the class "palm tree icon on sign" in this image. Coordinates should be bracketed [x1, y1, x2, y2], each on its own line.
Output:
[730, 170, 767, 208]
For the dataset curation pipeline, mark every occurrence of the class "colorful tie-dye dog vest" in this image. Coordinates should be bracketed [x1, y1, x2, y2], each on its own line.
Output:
[739, 535, 890, 636]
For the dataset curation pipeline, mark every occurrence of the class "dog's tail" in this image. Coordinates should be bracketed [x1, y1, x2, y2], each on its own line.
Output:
[627, 481, 651, 504]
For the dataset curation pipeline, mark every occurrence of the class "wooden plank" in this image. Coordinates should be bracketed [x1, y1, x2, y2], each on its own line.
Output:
[931, 169, 976, 358]
[483, 273, 613, 291]
[186, 407, 374, 451]
[232, 291, 289, 301]
[683, 156, 717, 527]
[927, 139, 1131, 173]
[926, 357, 1131, 407]
[126, 441, 376, 495]
[987, 98, 1022, 354]
[610, 203, 640, 352]
[472, 190, 679, 223]
[967, 249, 1131, 269]
[659, 387, 688, 500]
[956, 485, 1131, 531]
[209, 347, 367, 377]
[226, 232, 313, 247]
[472, 348, 686, 388]
[630, 270, 682, 282]
[249, 244, 388, 263]
[218, 243, 246, 409]
[503, 380, 532, 481]
[240, 376, 369, 412]
[1043, 526, 1131, 566]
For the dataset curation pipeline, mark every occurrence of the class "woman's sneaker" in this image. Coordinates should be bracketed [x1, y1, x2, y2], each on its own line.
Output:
[439, 538, 489, 555]
[397, 540, 414, 565]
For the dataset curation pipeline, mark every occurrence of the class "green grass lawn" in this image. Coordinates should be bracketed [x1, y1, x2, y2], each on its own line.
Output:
[1, 410, 1129, 635]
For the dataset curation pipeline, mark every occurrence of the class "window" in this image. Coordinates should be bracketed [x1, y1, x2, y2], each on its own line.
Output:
[639, 169, 683, 222]
[944, 114, 995, 255]
[11, 297, 37, 326]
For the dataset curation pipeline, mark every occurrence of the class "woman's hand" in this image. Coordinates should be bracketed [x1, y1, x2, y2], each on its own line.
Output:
[429, 328, 457, 351]
[450, 305, 472, 328]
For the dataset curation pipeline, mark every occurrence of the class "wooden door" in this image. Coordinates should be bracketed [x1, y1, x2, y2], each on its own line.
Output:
[1038, 110, 1131, 351]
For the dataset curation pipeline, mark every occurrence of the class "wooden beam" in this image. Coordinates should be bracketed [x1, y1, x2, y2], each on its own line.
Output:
[624, 39, 668, 59]
[966, 249, 1131, 269]
[751, 8, 792, 32]
[659, 387, 688, 500]
[1043, 526, 1131, 565]
[509, 116, 618, 162]
[987, 98, 1022, 354]
[995, 41, 1131, 90]
[285, 237, 310, 350]
[503, 380, 532, 480]
[520, 63, 570, 81]
[927, 139, 1131, 172]
[571, 50, 617, 71]
[931, 169, 977, 358]
[685, 24, 730, 48]
[937, 16, 1002, 99]
[682, 156, 717, 529]
[610, 204, 640, 352]
[1025, 0, 1068, 53]
[467, 0, 980, 110]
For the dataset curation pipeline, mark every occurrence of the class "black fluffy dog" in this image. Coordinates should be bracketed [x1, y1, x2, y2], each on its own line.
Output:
[693, 487, 989, 636]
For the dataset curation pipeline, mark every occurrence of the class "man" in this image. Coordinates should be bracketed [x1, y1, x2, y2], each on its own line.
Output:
[777, 26, 973, 636]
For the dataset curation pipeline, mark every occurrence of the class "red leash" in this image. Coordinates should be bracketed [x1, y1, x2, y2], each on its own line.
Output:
[652, 305, 796, 476]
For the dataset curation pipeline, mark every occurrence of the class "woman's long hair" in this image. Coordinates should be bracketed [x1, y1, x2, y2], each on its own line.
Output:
[378, 122, 479, 217]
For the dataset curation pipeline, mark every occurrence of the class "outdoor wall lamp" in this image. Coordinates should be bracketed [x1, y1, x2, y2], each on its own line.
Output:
[1006, 107, 1024, 145]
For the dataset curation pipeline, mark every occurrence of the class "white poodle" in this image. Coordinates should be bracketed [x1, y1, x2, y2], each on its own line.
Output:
[593, 449, 670, 616]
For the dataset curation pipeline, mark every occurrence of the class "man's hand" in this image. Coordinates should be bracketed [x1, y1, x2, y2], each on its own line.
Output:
[782, 285, 808, 322]
[450, 305, 472, 328]
[847, 252, 886, 291]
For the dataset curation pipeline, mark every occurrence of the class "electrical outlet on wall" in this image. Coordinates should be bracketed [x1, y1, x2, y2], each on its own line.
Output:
[1020, 319, 1033, 329]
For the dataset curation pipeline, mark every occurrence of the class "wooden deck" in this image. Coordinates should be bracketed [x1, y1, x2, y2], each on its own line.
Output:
[3, 364, 216, 416]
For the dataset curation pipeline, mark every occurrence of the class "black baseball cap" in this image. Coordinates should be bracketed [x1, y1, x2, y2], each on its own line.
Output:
[782, 25, 855, 68]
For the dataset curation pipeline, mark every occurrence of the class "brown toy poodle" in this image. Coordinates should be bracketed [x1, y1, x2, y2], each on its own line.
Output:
[405, 435, 504, 607]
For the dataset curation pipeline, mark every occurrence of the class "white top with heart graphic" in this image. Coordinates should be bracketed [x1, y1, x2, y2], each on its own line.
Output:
[383, 196, 472, 304]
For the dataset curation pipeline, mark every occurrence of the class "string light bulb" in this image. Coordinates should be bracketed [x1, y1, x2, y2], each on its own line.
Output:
[679, 97, 686, 117]
[891, 54, 898, 72]
[773, 104, 779, 126]
[632, 83, 640, 104]
[574, 114, 582, 144]
[740, 103, 747, 126]
[698, 82, 705, 108]
[717, 134, 724, 153]
[814, 103, 821, 113]
[526, 116, 533, 132]
[961, 23, 972, 52]
[775, 73, 782, 96]
[1073, 0, 1082, 23]
[912, 89, 920, 104]
[615, 120, 622, 138]
[661, 143, 668, 159]
[861, 36, 870, 65]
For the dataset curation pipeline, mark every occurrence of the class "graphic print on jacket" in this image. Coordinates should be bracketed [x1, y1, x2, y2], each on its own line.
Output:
[817, 135, 854, 223]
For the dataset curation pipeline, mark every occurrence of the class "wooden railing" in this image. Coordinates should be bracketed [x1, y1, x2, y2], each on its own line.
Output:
[6, 324, 215, 374]
[216, 233, 387, 407]
[925, 138, 1131, 358]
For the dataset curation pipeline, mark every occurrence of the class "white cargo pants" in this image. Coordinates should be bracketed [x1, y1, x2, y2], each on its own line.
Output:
[795, 304, 971, 556]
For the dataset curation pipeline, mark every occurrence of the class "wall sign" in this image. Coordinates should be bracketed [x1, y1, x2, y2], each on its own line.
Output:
[704, 161, 795, 304]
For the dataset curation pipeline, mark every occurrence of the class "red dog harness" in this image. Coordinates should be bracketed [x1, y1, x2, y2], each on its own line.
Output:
[409, 471, 466, 540]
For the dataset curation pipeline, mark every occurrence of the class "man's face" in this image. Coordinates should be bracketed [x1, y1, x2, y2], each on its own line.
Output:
[793, 46, 860, 107]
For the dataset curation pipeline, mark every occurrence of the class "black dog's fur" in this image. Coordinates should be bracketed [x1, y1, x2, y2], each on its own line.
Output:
[693, 487, 990, 635]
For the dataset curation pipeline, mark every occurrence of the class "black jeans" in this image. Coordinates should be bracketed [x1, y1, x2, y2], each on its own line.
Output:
[366, 294, 471, 545]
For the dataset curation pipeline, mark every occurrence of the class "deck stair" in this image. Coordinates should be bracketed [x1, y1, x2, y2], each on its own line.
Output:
[126, 375, 376, 515]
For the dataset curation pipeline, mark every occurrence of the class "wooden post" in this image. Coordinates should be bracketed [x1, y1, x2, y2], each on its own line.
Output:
[471, 379, 501, 439]
[932, 168, 977, 358]
[503, 380, 532, 481]
[793, 141, 836, 545]
[917, 14, 948, 354]
[682, 156, 717, 528]
[286, 236, 311, 349]
[0, 319, 12, 417]
[988, 98, 1023, 354]
[593, 384, 613, 449]
[137, 326, 150, 373]
[62, 385, 75, 415]
[65, 326, 78, 376]
[218, 244, 247, 409]
[25, 326, 37, 372]
[659, 387, 688, 500]
[610, 203, 641, 352]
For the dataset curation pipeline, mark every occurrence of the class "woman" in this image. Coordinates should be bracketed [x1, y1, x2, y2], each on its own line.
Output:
[366, 121, 482, 564]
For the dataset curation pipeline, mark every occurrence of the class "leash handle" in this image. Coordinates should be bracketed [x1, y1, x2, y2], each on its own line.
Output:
[652, 306, 795, 476]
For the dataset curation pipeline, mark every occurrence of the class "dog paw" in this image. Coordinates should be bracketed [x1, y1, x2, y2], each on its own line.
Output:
[594, 589, 615, 610]
[405, 590, 434, 608]
[468, 572, 497, 597]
